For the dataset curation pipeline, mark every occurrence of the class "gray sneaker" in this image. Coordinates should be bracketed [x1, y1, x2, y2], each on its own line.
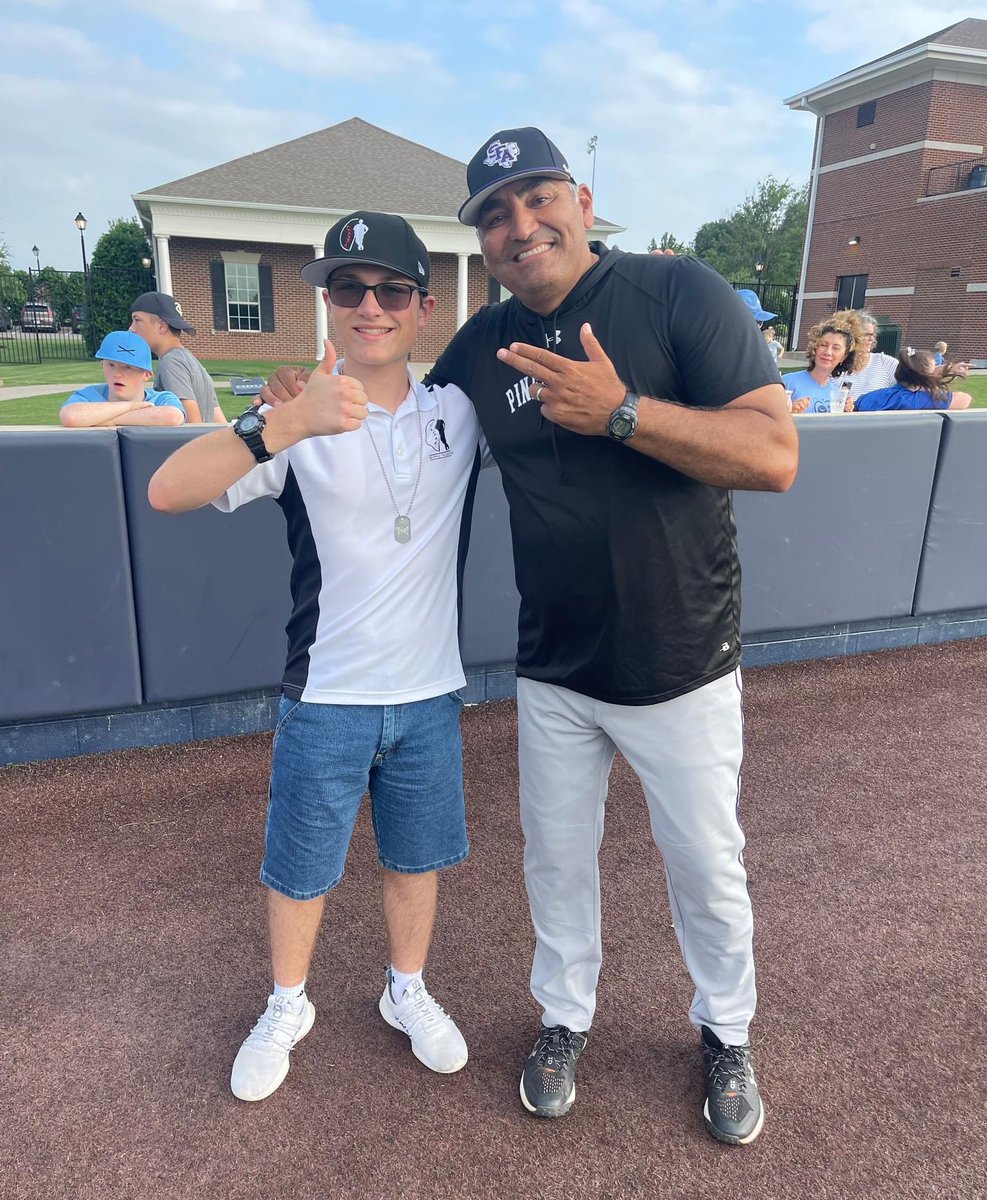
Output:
[378, 974, 468, 1074]
[230, 992, 315, 1102]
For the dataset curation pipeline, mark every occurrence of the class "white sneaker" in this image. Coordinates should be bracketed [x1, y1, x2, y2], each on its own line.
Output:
[378, 975, 468, 1074]
[230, 993, 316, 1102]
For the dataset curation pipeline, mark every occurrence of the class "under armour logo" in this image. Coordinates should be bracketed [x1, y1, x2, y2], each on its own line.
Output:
[484, 139, 520, 169]
[546, 329, 562, 347]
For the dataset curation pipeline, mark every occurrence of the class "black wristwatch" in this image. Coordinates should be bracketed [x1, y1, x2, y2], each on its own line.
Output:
[607, 392, 640, 442]
[232, 406, 273, 464]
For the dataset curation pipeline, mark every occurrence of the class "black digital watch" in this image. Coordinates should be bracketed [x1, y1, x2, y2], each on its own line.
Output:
[232, 407, 273, 464]
[607, 392, 640, 443]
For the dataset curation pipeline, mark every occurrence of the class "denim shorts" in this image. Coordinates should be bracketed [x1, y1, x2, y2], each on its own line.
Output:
[261, 692, 468, 900]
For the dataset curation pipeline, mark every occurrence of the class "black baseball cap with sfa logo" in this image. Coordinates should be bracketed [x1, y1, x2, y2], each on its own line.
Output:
[300, 212, 430, 290]
[458, 127, 575, 226]
[130, 291, 196, 333]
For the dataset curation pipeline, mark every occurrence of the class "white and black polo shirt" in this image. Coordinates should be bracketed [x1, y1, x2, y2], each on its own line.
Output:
[214, 368, 483, 705]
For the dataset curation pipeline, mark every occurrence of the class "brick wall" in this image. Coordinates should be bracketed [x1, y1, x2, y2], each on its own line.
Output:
[168, 238, 494, 365]
[799, 77, 987, 355]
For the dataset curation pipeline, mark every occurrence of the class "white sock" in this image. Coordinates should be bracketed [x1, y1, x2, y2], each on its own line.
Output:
[273, 980, 307, 1013]
[389, 966, 422, 1004]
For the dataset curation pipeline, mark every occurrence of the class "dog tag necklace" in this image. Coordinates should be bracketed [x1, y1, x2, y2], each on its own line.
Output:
[364, 400, 424, 543]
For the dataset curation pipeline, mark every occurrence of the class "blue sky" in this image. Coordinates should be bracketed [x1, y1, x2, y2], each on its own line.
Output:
[1, 0, 980, 270]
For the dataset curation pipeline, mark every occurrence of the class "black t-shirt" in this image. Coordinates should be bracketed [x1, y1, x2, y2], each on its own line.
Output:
[427, 246, 780, 704]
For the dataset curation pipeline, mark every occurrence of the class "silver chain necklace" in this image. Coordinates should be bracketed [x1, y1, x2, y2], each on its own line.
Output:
[363, 399, 424, 544]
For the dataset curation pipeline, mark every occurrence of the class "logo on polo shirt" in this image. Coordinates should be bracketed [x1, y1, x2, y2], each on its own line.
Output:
[425, 417, 452, 459]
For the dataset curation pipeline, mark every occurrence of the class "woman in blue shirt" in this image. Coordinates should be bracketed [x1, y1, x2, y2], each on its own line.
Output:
[785, 314, 863, 413]
[855, 349, 972, 411]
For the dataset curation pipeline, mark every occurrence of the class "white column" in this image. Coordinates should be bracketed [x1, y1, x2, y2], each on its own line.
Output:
[155, 235, 172, 294]
[314, 245, 329, 357]
[456, 252, 470, 329]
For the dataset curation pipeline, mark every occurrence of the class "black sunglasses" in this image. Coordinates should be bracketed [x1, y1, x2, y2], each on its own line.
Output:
[327, 279, 427, 311]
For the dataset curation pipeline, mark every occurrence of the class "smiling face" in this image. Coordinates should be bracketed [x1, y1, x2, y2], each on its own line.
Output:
[475, 176, 596, 314]
[102, 358, 153, 402]
[324, 264, 434, 371]
[811, 330, 851, 375]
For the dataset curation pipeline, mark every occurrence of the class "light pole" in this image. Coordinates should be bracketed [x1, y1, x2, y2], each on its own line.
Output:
[32, 244, 40, 274]
[754, 259, 765, 302]
[74, 213, 89, 279]
[587, 135, 598, 194]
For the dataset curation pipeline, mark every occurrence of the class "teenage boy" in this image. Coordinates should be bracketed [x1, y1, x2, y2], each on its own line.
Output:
[129, 292, 225, 423]
[60, 331, 186, 427]
[148, 213, 482, 1103]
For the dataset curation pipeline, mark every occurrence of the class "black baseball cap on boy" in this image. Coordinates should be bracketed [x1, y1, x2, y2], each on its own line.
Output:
[458, 127, 575, 226]
[130, 291, 196, 334]
[300, 213, 430, 290]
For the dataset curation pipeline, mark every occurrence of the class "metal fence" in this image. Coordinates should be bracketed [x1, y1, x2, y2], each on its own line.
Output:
[0, 265, 155, 366]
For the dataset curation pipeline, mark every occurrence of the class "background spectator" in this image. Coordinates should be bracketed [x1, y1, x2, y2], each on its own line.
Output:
[130, 292, 226, 424]
[855, 349, 972, 411]
[784, 313, 863, 412]
[933, 341, 948, 367]
[763, 326, 784, 366]
[60, 332, 186, 427]
[840, 308, 898, 397]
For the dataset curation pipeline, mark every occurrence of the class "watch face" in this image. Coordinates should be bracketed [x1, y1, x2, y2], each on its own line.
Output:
[610, 414, 635, 440]
[238, 411, 262, 434]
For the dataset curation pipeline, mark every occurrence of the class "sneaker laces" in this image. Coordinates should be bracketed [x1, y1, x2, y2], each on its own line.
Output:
[706, 1042, 753, 1092]
[395, 980, 450, 1038]
[245, 996, 305, 1053]
[532, 1025, 577, 1066]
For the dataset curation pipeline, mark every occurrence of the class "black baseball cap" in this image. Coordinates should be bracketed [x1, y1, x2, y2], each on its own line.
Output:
[458, 127, 575, 226]
[300, 212, 430, 290]
[130, 291, 196, 334]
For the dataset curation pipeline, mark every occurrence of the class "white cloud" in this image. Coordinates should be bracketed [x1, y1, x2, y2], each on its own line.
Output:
[129, 0, 453, 84]
[796, 2, 978, 56]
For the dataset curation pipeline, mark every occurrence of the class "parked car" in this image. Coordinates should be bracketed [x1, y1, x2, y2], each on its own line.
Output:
[21, 302, 60, 332]
[70, 306, 85, 333]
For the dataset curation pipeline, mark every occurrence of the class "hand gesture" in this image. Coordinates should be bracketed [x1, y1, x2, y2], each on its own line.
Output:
[495, 323, 625, 436]
[258, 361, 313, 407]
[293, 340, 368, 437]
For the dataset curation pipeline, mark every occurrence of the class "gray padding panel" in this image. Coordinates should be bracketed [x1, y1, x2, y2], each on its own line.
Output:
[460, 467, 520, 668]
[0, 431, 141, 722]
[913, 411, 987, 614]
[735, 414, 943, 635]
[118, 429, 292, 703]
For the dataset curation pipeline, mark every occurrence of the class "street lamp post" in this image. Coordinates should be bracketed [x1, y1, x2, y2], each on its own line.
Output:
[587, 135, 598, 194]
[74, 213, 89, 279]
[32, 245, 40, 274]
[754, 259, 765, 303]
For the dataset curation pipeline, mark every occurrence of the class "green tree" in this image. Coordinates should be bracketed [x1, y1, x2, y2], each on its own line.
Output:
[647, 232, 693, 254]
[85, 217, 155, 353]
[693, 178, 808, 282]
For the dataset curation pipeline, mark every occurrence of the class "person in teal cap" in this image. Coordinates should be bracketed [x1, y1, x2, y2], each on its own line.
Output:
[60, 331, 187, 427]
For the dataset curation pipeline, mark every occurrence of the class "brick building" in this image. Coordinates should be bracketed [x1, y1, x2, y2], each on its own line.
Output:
[132, 118, 621, 364]
[785, 19, 987, 356]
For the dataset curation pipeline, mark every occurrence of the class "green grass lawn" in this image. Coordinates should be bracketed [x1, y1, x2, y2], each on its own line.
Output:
[2, 358, 985, 425]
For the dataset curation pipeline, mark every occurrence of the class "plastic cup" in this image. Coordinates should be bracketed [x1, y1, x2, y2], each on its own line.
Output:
[828, 385, 845, 414]
[784, 389, 794, 411]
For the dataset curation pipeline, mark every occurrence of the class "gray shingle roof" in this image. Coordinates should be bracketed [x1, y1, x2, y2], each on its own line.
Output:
[135, 117, 621, 230]
[860, 18, 987, 71]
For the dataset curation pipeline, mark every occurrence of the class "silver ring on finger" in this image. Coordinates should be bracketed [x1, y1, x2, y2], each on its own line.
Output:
[534, 384, 545, 403]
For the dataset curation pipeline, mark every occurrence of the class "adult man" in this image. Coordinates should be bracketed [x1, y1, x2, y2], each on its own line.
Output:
[148, 214, 482, 1102]
[60, 330, 186, 427]
[436, 127, 797, 1145]
[130, 292, 225, 423]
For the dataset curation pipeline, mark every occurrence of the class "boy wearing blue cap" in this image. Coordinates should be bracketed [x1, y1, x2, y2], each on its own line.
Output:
[60, 331, 187, 427]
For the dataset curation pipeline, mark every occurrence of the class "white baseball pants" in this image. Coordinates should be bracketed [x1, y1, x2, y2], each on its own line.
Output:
[517, 669, 755, 1046]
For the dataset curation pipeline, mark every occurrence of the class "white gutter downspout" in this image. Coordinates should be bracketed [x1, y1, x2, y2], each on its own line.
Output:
[793, 102, 825, 350]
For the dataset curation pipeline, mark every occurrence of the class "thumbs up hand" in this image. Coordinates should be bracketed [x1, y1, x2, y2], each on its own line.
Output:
[293, 340, 369, 437]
